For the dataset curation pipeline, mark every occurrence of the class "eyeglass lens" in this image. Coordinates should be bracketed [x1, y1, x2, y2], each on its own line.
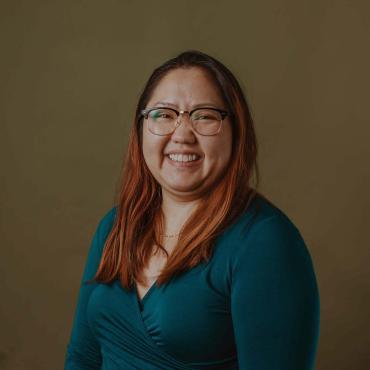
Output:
[147, 108, 222, 135]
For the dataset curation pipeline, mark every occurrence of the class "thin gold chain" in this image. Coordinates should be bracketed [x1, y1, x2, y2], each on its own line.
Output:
[160, 233, 180, 238]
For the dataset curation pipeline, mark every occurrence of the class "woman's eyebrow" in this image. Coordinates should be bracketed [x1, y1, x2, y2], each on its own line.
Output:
[153, 101, 177, 107]
[153, 101, 219, 109]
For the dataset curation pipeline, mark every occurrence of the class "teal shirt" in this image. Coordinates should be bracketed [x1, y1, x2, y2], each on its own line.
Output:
[64, 196, 320, 369]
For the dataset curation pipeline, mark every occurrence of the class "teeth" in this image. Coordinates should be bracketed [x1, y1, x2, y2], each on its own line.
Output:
[168, 153, 199, 162]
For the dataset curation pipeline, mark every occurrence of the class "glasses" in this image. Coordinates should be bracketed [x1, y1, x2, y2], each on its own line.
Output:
[140, 107, 229, 136]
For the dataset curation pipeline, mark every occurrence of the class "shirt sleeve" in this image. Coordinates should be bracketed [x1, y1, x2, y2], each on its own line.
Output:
[64, 207, 116, 370]
[231, 214, 320, 370]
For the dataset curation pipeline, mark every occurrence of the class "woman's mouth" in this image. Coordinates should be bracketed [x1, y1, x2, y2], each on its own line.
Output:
[164, 153, 203, 168]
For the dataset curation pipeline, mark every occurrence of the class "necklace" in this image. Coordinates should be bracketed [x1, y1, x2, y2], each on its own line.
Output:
[160, 233, 180, 238]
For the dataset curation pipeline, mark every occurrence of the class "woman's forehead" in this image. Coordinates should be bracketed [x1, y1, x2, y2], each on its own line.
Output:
[148, 67, 225, 107]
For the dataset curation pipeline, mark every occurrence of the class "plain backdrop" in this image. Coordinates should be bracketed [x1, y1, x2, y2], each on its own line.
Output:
[0, 1, 369, 369]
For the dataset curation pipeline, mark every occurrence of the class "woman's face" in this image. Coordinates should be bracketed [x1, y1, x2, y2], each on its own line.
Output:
[142, 67, 232, 201]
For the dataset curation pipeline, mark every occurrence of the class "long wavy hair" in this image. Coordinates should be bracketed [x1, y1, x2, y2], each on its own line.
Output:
[93, 50, 264, 290]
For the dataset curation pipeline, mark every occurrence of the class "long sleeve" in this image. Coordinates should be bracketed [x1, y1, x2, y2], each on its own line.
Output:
[231, 214, 320, 370]
[64, 207, 116, 370]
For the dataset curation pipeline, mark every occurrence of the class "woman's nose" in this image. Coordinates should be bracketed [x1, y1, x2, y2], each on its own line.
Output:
[171, 112, 196, 142]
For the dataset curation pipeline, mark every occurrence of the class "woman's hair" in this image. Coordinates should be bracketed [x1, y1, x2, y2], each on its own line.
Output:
[93, 50, 263, 290]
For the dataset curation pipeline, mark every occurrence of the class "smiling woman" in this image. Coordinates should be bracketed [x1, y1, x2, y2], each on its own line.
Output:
[142, 67, 233, 199]
[64, 50, 320, 370]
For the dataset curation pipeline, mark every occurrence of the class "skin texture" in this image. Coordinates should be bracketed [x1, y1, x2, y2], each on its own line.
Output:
[142, 67, 233, 232]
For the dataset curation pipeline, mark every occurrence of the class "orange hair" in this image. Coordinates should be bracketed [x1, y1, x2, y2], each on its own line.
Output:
[93, 50, 265, 290]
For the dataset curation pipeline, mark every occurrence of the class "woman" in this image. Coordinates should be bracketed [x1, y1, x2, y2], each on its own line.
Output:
[64, 50, 320, 370]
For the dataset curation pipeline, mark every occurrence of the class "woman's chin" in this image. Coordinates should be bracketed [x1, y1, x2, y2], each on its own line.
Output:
[162, 179, 203, 195]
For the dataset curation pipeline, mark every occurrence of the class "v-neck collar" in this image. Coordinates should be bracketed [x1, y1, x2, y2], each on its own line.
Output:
[134, 260, 207, 310]
[135, 280, 158, 309]
[129, 284, 193, 369]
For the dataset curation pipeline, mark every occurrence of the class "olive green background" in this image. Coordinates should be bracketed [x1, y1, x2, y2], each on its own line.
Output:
[1, 1, 369, 369]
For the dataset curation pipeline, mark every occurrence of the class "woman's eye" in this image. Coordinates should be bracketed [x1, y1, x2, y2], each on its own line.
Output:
[152, 112, 171, 119]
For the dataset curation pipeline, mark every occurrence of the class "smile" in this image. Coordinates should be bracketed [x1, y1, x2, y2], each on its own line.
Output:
[168, 153, 200, 162]
[165, 154, 203, 168]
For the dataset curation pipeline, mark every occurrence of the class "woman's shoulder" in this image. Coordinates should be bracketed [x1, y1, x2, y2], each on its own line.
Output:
[92, 205, 117, 247]
[222, 193, 311, 263]
[233, 193, 302, 236]
[99, 205, 117, 229]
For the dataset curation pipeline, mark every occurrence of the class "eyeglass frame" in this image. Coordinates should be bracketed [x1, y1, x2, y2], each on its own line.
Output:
[140, 106, 229, 136]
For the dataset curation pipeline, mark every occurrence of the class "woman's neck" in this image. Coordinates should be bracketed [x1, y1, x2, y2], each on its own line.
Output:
[161, 191, 200, 235]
